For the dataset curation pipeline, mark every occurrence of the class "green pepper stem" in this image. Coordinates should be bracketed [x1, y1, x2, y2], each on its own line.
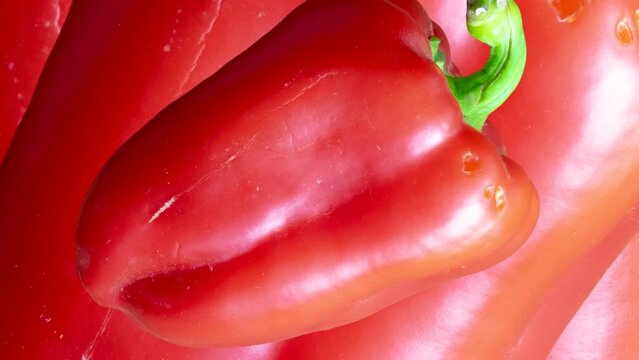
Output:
[432, 0, 526, 130]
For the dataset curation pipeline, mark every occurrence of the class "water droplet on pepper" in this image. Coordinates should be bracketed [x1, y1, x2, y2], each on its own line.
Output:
[616, 19, 635, 46]
[484, 185, 495, 200]
[39, 314, 52, 324]
[462, 152, 481, 175]
[495, 185, 506, 210]
[548, 0, 585, 23]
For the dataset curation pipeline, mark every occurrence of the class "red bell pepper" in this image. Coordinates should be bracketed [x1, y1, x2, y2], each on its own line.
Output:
[279, 0, 639, 358]
[0, 0, 533, 357]
[77, 0, 536, 347]
[0, 0, 71, 163]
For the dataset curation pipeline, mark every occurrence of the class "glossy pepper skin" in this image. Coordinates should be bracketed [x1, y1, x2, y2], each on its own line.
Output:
[0, 0, 71, 163]
[550, 220, 639, 360]
[0, 1, 495, 357]
[421, 1, 639, 358]
[534, 203, 639, 359]
[0, 0, 301, 358]
[464, 0, 639, 357]
[77, 0, 537, 347]
[279, 0, 639, 358]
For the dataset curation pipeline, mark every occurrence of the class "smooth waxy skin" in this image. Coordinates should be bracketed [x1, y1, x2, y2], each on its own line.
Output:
[78, 0, 537, 347]
[0, 0, 483, 357]
[0, 0, 71, 163]
[479, 0, 639, 357]
[0, 0, 473, 357]
[550, 223, 639, 360]
[527, 203, 639, 359]
[280, 0, 639, 358]
[0, 0, 301, 358]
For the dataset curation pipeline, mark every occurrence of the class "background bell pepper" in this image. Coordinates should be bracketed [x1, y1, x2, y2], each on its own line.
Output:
[522, 203, 639, 359]
[549, 225, 639, 359]
[0, 0, 71, 163]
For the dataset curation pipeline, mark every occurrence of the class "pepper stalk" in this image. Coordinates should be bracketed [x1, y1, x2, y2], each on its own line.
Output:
[431, 0, 526, 130]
